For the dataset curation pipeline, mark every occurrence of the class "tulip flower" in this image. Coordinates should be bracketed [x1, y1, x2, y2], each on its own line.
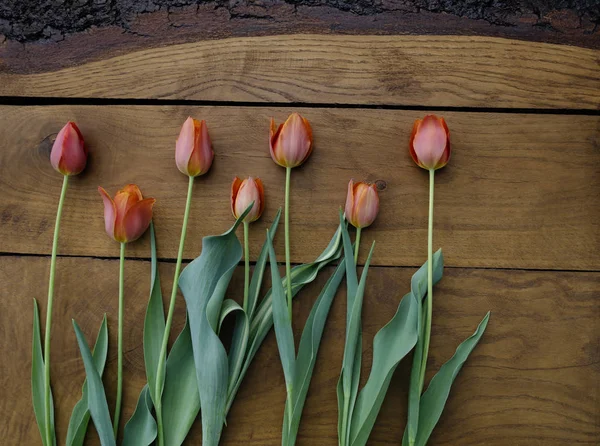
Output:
[37, 121, 87, 446]
[269, 113, 313, 319]
[409, 115, 450, 171]
[406, 115, 451, 445]
[98, 184, 154, 435]
[231, 176, 265, 311]
[175, 116, 214, 177]
[154, 117, 215, 446]
[344, 180, 380, 263]
[50, 121, 87, 176]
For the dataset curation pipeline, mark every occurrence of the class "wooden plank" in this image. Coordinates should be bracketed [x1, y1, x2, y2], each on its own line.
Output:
[2, 255, 597, 444]
[0, 35, 598, 109]
[0, 105, 598, 270]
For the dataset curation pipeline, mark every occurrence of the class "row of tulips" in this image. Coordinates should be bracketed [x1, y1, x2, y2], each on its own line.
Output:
[33, 113, 489, 446]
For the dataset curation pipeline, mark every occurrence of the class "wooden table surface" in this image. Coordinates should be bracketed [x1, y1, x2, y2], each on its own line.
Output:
[1, 2, 598, 445]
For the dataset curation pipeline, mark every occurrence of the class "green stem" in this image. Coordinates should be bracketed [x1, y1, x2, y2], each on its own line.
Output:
[113, 242, 126, 436]
[284, 167, 293, 321]
[44, 174, 69, 446]
[155, 175, 194, 446]
[353, 227, 362, 264]
[243, 221, 250, 312]
[418, 169, 435, 391]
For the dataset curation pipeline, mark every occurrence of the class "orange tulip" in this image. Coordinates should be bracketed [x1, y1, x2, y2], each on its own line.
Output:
[269, 113, 313, 168]
[175, 117, 214, 177]
[344, 180, 379, 229]
[409, 115, 451, 170]
[231, 176, 265, 223]
[50, 121, 87, 175]
[98, 184, 155, 243]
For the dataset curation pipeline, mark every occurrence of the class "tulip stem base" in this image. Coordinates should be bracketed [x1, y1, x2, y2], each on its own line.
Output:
[113, 242, 126, 437]
[418, 169, 435, 392]
[155, 175, 194, 446]
[284, 166, 293, 321]
[243, 222, 250, 312]
[354, 227, 362, 264]
[43, 174, 69, 446]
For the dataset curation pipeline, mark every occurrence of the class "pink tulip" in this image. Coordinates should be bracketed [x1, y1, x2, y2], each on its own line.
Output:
[175, 117, 214, 177]
[344, 180, 380, 229]
[98, 184, 155, 243]
[269, 113, 313, 168]
[231, 176, 265, 223]
[50, 121, 87, 175]
[409, 115, 451, 170]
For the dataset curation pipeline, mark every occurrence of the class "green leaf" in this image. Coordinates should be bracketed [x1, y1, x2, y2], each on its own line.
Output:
[66, 315, 109, 446]
[266, 229, 296, 392]
[122, 385, 157, 446]
[283, 259, 346, 445]
[31, 299, 56, 446]
[143, 223, 166, 405]
[162, 318, 201, 446]
[179, 210, 250, 446]
[350, 251, 444, 446]
[225, 224, 343, 415]
[414, 312, 490, 446]
[72, 320, 116, 446]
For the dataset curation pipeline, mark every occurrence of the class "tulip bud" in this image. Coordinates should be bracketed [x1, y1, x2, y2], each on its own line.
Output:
[175, 117, 214, 177]
[231, 176, 265, 223]
[98, 184, 155, 243]
[50, 121, 87, 176]
[409, 115, 451, 171]
[344, 180, 379, 229]
[269, 113, 313, 168]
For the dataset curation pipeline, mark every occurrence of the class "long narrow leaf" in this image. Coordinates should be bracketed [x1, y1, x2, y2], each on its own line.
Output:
[414, 312, 491, 446]
[179, 209, 250, 446]
[66, 315, 109, 446]
[352, 250, 444, 446]
[122, 385, 157, 446]
[143, 223, 166, 405]
[72, 320, 116, 446]
[31, 299, 56, 446]
[283, 260, 346, 445]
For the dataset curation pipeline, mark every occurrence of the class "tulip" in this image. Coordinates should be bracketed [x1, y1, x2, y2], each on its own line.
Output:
[409, 115, 450, 171]
[344, 180, 379, 230]
[269, 112, 313, 169]
[175, 117, 214, 177]
[269, 113, 313, 320]
[98, 184, 155, 244]
[50, 121, 87, 176]
[231, 176, 265, 223]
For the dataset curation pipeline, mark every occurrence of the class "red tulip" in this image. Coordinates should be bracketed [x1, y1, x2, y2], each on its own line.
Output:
[50, 121, 87, 175]
[231, 176, 265, 223]
[98, 184, 155, 243]
[269, 113, 313, 168]
[175, 117, 214, 177]
[409, 115, 451, 170]
[344, 180, 380, 229]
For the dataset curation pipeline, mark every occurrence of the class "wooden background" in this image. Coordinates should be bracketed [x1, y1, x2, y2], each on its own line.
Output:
[0, 2, 599, 445]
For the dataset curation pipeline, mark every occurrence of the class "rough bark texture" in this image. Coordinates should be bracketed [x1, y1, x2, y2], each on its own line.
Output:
[0, 0, 598, 74]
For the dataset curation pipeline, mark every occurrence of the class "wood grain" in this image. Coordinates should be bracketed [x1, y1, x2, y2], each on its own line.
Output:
[2, 255, 597, 445]
[1, 35, 598, 109]
[0, 105, 598, 270]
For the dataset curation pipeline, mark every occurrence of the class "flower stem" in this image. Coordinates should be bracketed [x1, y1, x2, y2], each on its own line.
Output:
[353, 227, 362, 264]
[44, 174, 69, 446]
[284, 166, 293, 321]
[243, 221, 250, 312]
[113, 242, 126, 436]
[155, 175, 194, 446]
[418, 169, 435, 391]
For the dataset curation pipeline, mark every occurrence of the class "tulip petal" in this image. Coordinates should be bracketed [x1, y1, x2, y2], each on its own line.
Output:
[412, 115, 449, 170]
[176, 117, 196, 176]
[231, 177, 243, 218]
[98, 187, 117, 241]
[191, 120, 214, 176]
[254, 177, 265, 220]
[122, 198, 156, 243]
[344, 179, 356, 225]
[51, 122, 87, 175]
